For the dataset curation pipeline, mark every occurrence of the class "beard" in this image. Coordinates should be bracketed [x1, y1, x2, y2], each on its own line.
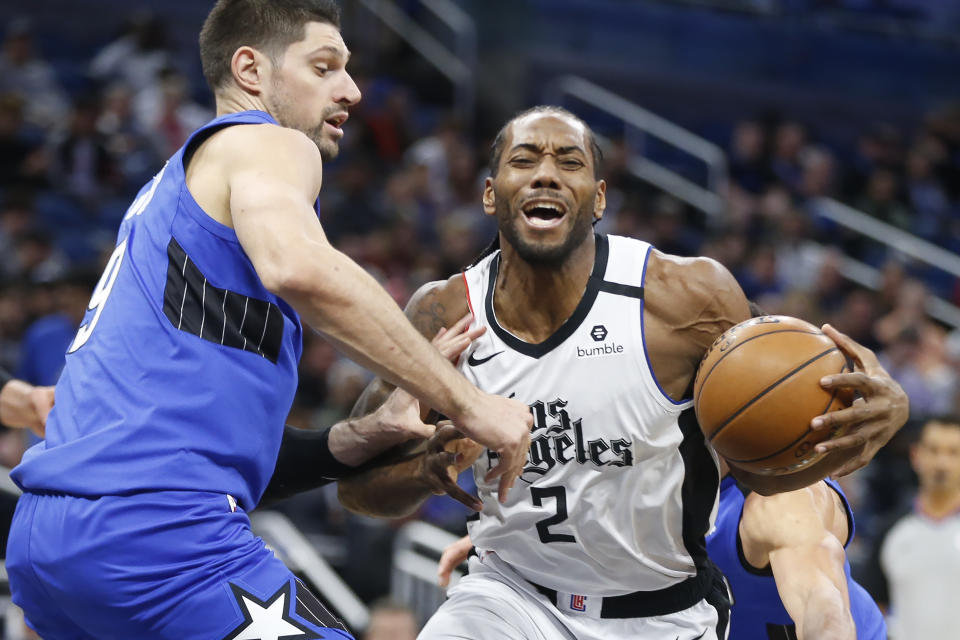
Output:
[265, 85, 341, 162]
[495, 195, 595, 266]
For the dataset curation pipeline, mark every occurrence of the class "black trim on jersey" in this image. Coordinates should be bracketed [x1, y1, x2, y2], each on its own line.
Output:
[163, 238, 283, 363]
[706, 571, 731, 640]
[765, 623, 799, 640]
[596, 280, 644, 299]
[678, 407, 720, 576]
[465, 512, 480, 522]
[483, 234, 610, 359]
[736, 520, 775, 577]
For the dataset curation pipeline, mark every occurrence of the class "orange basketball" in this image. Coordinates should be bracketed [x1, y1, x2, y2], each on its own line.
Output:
[693, 315, 852, 475]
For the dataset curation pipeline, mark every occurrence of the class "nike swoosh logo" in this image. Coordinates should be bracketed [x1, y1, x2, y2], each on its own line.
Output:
[467, 351, 503, 366]
[675, 631, 707, 640]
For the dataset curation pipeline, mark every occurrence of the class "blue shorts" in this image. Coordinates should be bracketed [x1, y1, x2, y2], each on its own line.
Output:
[6, 490, 354, 640]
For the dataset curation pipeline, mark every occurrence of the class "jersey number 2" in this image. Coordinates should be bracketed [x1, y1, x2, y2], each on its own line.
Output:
[531, 486, 576, 544]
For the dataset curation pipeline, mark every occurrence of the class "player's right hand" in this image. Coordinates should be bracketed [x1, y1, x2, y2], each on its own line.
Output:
[452, 392, 532, 504]
[437, 534, 473, 588]
[417, 422, 483, 512]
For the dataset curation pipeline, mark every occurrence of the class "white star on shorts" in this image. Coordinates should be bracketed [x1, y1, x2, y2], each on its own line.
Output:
[224, 583, 315, 640]
[234, 592, 304, 640]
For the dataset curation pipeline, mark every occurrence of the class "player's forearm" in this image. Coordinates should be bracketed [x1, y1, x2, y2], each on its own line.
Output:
[772, 539, 854, 640]
[277, 246, 477, 419]
[796, 587, 856, 640]
[337, 454, 433, 518]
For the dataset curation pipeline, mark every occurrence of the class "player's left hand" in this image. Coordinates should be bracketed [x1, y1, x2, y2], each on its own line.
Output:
[438, 534, 473, 588]
[809, 324, 909, 476]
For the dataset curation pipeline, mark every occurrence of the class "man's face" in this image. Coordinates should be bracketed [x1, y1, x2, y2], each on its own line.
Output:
[263, 22, 361, 161]
[484, 113, 606, 265]
[912, 422, 960, 492]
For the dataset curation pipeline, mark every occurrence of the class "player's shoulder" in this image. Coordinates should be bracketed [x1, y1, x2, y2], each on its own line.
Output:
[404, 274, 469, 337]
[208, 123, 322, 172]
[647, 251, 739, 303]
[644, 250, 749, 345]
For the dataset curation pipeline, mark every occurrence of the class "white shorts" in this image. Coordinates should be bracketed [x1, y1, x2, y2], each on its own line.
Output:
[419, 553, 730, 640]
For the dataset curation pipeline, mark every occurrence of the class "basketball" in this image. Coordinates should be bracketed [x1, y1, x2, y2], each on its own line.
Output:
[694, 315, 853, 475]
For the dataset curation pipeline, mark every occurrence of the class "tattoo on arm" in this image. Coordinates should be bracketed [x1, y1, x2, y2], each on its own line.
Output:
[350, 282, 454, 420]
[409, 289, 448, 337]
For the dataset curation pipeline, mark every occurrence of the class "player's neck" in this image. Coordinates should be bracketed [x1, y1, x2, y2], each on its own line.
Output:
[493, 235, 596, 343]
[215, 91, 269, 118]
[918, 487, 960, 520]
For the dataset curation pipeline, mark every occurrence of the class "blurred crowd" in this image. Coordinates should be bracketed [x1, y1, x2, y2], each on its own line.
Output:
[1, 7, 959, 632]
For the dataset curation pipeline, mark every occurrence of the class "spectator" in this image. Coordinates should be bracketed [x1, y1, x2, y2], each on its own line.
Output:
[11, 230, 69, 285]
[728, 119, 771, 195]
[137, 69, 212, 157]
[770, 120, 808, 195]
[856, 168, 911, 230]
[97, 83, 161, 189]
[0, 19, 68, 131]
[47, 95, 121, 207]
[89, 13, 172, 97]
[0, 93, 48, 190]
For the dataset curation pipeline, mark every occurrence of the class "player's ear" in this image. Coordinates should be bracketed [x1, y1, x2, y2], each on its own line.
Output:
[593, 179, 606, 222]
[482, 177, 496, 217]
[231, 46, 269, 95]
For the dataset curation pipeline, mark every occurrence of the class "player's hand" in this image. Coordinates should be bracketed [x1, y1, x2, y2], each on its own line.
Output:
[417, 422, 483, 512]
[438, 534, 474, 588]
[433, 313, 486, 363]
[450, 391, 532, 505]
[810, 324, 909, 476]
[0, 381, 54, 438]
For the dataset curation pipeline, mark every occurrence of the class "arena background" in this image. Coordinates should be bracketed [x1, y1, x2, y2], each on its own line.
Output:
[0, 0, 958, 638]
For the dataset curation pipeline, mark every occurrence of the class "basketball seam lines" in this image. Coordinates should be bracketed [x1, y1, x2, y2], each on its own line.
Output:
[695, 328, 820, 417]
[723, 362, 847, 463]
[707, 346, 839, 442]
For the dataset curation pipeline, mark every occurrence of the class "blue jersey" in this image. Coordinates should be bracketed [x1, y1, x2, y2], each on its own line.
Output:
[12, 111, 307, 510]
[707, 476, 886, 639]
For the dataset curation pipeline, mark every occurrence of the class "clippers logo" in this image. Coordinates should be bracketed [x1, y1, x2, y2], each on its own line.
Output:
[570, 594, 587, 612]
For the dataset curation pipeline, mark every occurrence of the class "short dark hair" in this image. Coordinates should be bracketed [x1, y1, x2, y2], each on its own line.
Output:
[199, 0, 341, 92]
[489, 106, 603, 179]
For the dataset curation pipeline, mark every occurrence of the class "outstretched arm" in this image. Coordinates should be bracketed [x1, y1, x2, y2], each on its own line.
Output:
[222, 125, 530, 498]
[338, 281, 486, 517]
[740, 483, 855, 640]
[0, 368, 54, 437]
[261, 310, 482, 506]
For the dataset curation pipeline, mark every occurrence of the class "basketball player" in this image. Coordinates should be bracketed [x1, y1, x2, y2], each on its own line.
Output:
[5, 2, 531, 638]
[437, 456, 889, 640]
[337, 106, 906, 639]
[0, 367, 53, 437]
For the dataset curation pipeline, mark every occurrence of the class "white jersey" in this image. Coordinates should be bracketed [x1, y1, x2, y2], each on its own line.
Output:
[460, 234, 721, 597]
